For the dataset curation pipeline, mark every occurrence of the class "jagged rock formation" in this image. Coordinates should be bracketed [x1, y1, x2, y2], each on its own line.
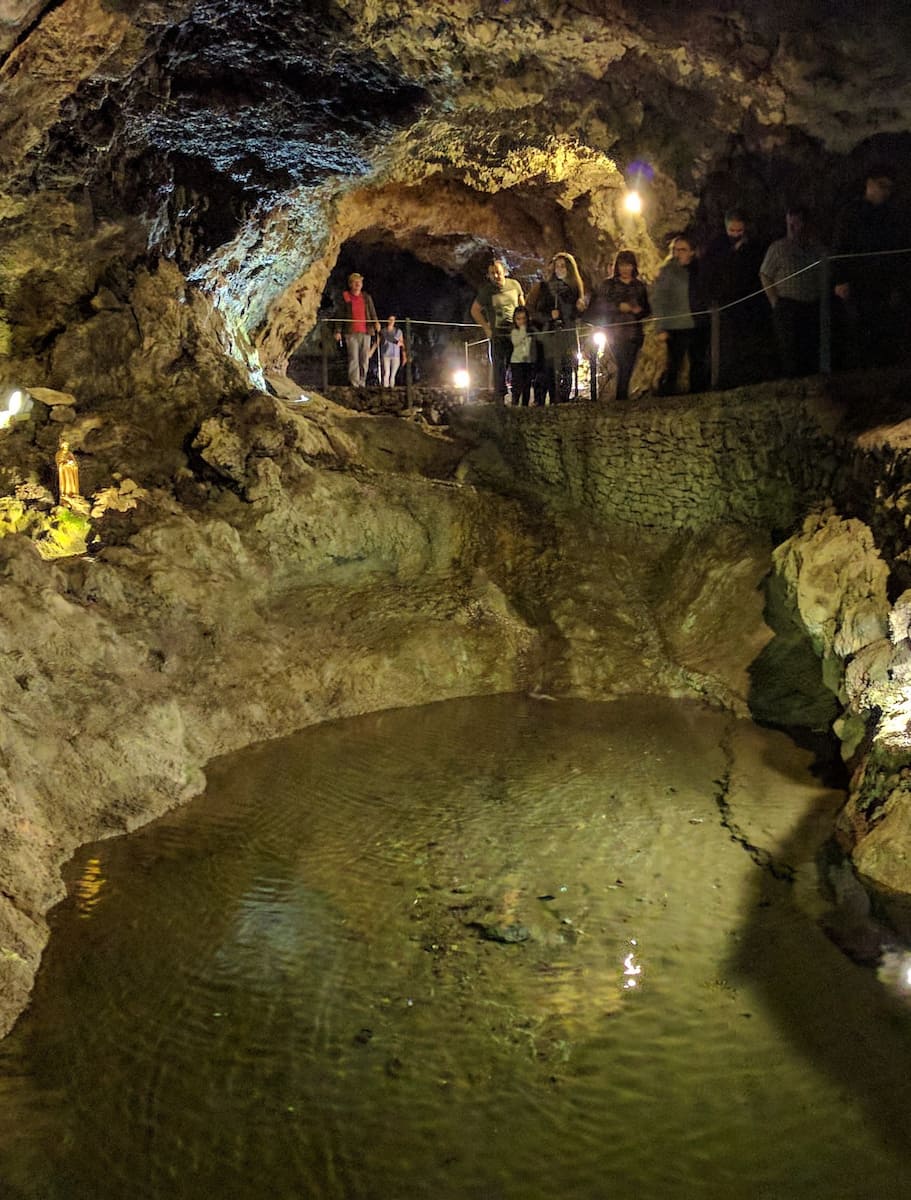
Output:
[0, 376, 781, 1038]
[3, 0, 911, 382]
[2, 0, 911, 1037]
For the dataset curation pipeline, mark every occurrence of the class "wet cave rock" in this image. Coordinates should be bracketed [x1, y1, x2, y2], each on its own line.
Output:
[3, 0, 911, 386]
[4, 0, 911, 1041]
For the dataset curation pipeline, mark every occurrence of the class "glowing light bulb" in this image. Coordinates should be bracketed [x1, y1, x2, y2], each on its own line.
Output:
[453, 369, 470, 391]
[623, 189, 643, 215]
[593, 331, 607, 352]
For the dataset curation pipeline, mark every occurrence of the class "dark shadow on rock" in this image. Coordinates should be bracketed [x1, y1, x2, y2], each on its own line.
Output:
[728, 799, 911, 1162]
[747, 567, 840, 733]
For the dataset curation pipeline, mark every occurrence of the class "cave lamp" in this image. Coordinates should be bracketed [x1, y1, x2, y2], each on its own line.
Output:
[453, 368, 470, 402]
[623, 189, 643, 216]
[592, 331, 607, 354]
[0, 388, 24, 429]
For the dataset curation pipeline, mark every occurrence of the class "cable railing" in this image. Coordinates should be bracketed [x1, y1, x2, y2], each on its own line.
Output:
[310, 246, 911, 405]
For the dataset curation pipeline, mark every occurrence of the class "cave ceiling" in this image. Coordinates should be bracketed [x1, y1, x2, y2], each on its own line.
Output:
[2, 0, 911, 374]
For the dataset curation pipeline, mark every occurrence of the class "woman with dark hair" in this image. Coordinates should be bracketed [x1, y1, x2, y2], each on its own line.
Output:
[531, 251, 587, 403]
[596, 250, 651, 401]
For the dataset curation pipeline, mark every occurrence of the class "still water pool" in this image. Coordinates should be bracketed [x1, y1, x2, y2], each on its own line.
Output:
[1, 695, 911, 1199]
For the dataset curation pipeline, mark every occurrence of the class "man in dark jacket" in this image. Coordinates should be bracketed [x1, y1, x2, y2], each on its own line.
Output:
[832, 164, 905, 368]
[701, 208, 769, 387]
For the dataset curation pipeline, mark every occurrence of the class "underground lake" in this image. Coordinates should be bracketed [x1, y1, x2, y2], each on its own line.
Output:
[1, 693, 910, 1199]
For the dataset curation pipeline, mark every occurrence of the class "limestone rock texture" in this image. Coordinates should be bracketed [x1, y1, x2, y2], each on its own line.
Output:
[760, 424, 911, 918]
[0, 376, 785, 1039]
[3, 0, 911, 381]
[2, 0, 911, 1035]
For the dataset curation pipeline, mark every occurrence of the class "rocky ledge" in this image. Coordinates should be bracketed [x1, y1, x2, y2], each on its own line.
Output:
[0, 372, 783, 1039]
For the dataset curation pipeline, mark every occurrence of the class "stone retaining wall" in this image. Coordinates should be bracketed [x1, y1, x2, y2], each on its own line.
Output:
[454, 379, 846, 533]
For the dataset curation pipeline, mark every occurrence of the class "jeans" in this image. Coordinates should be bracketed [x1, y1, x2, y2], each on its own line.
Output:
[510, 361, 534, 405]
[381, 353, 401, 387]
[659, 327, 710, 395]
[345, 333, 372, 386]
[611, 336, 642, 401]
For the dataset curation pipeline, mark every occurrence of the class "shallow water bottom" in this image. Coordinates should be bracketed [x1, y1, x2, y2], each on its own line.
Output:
[1, 694, 911, 1199]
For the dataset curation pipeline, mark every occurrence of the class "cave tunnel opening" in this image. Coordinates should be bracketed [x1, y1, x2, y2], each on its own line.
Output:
[291, 235, 536, 388]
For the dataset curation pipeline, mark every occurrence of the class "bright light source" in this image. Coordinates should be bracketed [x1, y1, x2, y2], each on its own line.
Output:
[296, 393, 311, 404]
[623, 189, 643, 215]
[0, 388, 25, 430]
[453, 369, 470, 391]
[593, 331, 607, 352]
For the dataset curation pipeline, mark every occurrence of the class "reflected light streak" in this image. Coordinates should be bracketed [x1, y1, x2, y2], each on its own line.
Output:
[623, 939, 643, 990]
[75, 856, 106, 919]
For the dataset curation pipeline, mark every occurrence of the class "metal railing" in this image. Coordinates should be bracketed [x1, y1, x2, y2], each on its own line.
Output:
[317, 317, 598, 404]
[313, 246, 911, 404]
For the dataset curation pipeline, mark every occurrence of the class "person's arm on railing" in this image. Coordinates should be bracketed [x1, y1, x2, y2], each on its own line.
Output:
[470, 297, 491, 340]
[760, 273, 779, 307]
[366, 294, 381, 334]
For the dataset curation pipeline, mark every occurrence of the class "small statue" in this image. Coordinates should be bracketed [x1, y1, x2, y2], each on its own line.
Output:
[55, 440, 80, 504]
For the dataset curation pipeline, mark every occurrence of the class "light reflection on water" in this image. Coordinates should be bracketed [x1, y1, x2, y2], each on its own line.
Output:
[0, 694, 910, 1199]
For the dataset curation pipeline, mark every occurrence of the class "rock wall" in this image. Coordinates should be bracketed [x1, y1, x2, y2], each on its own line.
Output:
[751, 400, 911, 924]
[444, 371, 911, 942]
[0, 379, 778, 1039]
[453, 379, 845, 533]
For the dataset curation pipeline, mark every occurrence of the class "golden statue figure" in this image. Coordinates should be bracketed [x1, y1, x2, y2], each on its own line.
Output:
[55, 440, 80, 503]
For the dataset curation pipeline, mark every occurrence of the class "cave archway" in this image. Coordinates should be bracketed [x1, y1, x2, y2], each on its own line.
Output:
[290, 238, 484, 387]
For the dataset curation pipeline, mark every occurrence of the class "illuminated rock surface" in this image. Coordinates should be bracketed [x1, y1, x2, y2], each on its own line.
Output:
[2, 0, 911, 1037]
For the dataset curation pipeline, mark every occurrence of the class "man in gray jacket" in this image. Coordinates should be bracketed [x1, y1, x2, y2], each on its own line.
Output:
[650, 236, 709, 395]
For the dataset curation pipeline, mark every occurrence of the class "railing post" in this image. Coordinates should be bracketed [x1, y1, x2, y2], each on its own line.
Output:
[320, 320, 329, 391]
[589, 348, 598, 404]
[404, 318, 414, 408]
[710, 304, 721, 390]
[819, 254, 832, 375]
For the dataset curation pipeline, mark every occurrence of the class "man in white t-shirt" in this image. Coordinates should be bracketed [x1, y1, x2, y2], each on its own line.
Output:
[471, 259, 525, 402]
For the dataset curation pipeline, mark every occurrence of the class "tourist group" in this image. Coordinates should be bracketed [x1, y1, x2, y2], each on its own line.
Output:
[334, 163, 909, 403]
